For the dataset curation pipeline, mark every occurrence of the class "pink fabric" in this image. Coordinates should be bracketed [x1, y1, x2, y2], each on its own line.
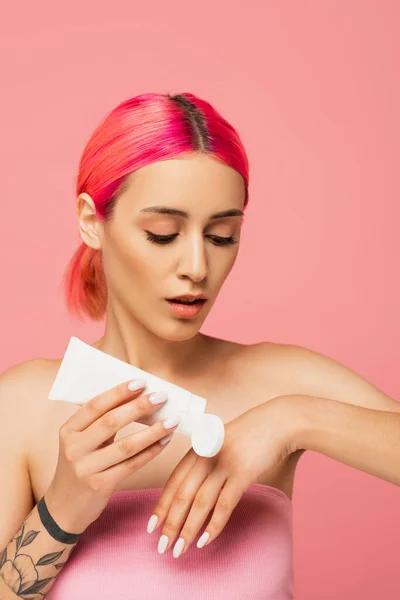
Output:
[46, 484, 294, 600]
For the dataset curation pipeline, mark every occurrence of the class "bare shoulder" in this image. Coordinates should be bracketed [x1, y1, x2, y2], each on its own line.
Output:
[206, 337, 290, 399]
[0, 357, 61, 402]
[0, 357, 62, 449]
[0, 358, 55, 403]
[227, 339, 293, 393]
[243, 340, 400, 412]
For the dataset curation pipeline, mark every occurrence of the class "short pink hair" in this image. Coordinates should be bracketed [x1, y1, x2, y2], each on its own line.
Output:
[63, 92, 250, 321]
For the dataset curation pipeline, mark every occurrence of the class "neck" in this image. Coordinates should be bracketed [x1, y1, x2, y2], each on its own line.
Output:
[91, 301, 211, 382]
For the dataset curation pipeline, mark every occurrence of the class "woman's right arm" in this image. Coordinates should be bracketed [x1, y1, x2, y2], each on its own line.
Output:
[0, 360, 71, 599]
[0, 359, 179, 598]
[0, 497, 80, 599]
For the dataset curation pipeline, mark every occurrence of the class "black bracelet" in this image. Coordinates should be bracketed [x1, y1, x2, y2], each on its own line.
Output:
[37, 496, 82, 544]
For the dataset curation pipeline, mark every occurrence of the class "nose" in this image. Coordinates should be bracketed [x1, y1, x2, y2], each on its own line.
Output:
[176, 234, 208, 282]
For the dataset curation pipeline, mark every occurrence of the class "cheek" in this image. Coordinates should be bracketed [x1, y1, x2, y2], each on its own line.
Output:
[101, 237, 144, 291]
[115, 238, 167, 293]
[218, 252, 238, 279]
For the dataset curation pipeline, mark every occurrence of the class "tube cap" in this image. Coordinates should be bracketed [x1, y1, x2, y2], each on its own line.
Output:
[191, 414, 225, 458]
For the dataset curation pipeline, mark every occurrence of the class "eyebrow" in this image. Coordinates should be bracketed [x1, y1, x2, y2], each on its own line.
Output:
[139, 206, 244, 220]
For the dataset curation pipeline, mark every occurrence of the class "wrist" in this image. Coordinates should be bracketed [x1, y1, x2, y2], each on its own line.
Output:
[38, 495, 82, 544]
[272, 394, 315, 453]
[44, 487, 87, 537]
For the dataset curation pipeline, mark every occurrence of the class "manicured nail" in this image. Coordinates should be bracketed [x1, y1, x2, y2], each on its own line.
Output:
[158, 534, 169, 554]
[149, 390, 168, 404]
[159, 433, 173, 445]
[128, 378, 146, 391]
[147, 514, 158, 534]
[173, 537, 185, 558]
[197, 532, 210, 548]
[163, 415, 180, 429]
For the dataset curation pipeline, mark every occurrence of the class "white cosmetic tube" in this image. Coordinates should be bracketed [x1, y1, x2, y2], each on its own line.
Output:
[48, 337, 225, 457]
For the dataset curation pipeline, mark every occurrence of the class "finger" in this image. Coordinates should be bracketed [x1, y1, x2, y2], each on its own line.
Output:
[64, 379, 148, 433]
[76, 416, 181, 476]
[194, 478, 245, 550]
[145, 450, 198, 534]
[171, 471, 228, 558]
[154, 461, 213, 556]
[80, 390, 169, 452]
[78, 432, 175, 494]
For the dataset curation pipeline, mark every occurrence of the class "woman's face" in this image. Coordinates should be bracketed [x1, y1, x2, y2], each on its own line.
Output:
[81, 153, 246, 339]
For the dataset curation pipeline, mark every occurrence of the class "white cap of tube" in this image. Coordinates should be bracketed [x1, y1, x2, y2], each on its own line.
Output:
[191, 414, 225, 458]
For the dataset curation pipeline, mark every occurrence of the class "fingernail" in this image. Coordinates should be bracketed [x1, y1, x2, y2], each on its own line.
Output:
[163, 415, 180, 429]
[197, 532, 210, 548]
[158, 534, 169, 554]
[149, 390, 168, 404]
[173, 537, 185, 558]
[147, 514, 158, 534]
[159, 433, 173, 445]
[128, 378, 146, 391]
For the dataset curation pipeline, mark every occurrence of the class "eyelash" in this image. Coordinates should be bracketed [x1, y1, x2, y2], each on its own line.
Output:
[145, 232, 238, 246]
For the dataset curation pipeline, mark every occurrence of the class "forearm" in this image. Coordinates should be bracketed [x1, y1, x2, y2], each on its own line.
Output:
[288, 395, 400, 487]
[0, 495, 79, 599]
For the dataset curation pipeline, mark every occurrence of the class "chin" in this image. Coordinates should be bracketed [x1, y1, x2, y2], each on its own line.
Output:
[163, 327, 203, 342]
[148, 320, 203, 343]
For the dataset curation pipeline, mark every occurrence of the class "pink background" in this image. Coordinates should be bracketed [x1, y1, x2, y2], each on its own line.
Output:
[1, 1, 399, 597]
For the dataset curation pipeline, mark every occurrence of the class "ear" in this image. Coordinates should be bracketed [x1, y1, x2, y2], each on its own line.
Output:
[76, 193, 104, 250]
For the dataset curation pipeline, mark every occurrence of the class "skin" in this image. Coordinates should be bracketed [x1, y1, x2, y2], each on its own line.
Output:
[77, 152, 247, 379]
[3, 150, 397, 573]
[2, 145, 398, 600]
[70, 151, 302, 556]
[148, 393, 400, 558]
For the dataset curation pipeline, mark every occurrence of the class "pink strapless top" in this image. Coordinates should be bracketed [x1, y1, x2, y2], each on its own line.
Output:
[46, 484, 294, 600]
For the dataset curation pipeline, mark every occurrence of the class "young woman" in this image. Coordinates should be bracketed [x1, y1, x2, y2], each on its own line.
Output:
[0, 92, 399, 600]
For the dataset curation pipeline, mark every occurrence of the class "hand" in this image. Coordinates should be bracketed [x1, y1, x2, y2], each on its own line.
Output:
[45, 379, 181, 535]
[147, 396, 299, 558]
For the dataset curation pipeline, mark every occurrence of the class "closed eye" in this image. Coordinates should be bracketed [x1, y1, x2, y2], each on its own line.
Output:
[145, 232, 238, 246]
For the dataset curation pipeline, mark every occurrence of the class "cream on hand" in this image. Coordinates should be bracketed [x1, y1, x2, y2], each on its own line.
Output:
[48, 337, 225, 457]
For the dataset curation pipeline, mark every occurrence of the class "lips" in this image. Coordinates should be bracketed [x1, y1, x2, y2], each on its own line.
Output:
[167, 294, 207, 303]
[166, 297, 207, 317]
[168, 298, 206, 305]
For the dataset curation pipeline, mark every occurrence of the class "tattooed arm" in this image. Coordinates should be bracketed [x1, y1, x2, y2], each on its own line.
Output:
[0, 503, 79, 599]
[0, 360, 79, 599]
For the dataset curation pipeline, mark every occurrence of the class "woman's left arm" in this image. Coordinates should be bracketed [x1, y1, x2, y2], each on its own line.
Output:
[147, 345, 400, 556]
[264, 342, 400, 485]
[147, 396, 400, 557]
[286, 393, 400, 487]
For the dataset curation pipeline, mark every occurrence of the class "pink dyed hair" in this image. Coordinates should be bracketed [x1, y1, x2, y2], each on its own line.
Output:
[63, 92, 250, 321]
